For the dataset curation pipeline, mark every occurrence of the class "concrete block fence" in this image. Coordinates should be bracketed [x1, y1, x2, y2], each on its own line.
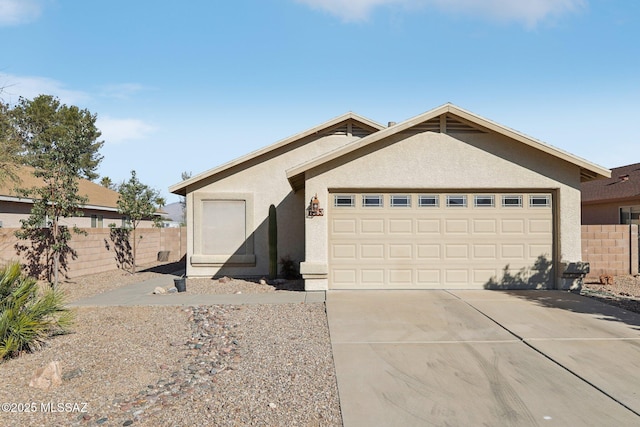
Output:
[0, 227, 186, 278]
[581, 224, 639, 279]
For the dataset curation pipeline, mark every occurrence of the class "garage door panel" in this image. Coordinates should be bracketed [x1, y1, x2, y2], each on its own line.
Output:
[529, 219, 552, 233]
[417, 219, 440, 233]
[389, 269, 412, 283]
[361, 244, 384, 259]
[445, 219, 469, 233]
[389, 219, 412, 233]
[329, 192, 553, 289]
[445, 270, 469, 284]
[361, 219, 384, 234]
[333, 219, 357, 234]
[361, 269, 384, 284]
[333, 269, 357, 284]
[473, 244, 497, 259]
[417, 244, 440, 259]
[501, 244, 525, 259]
[473, 269, 499, 284]
[501, 219, 525, 233]
[389, 244, 412, 259]
[473, 219, 497, 233]
[445, 244, 469, 259]
[417, 269, 440, 283]
[333, 244, 357, 260]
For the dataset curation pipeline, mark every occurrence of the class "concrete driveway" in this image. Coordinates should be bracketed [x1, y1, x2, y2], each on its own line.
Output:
[326, 290, 640, 426]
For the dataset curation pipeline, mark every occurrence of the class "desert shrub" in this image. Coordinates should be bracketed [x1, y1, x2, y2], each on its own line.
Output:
[0, 262, 74, 360]
[279, 255, 300, 280]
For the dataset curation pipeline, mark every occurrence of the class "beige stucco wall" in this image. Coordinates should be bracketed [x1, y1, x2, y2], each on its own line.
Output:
[185, 132, 361, 278]
[301, 130, 583, 290]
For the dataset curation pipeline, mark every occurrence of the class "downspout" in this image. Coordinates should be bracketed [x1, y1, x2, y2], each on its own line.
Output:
[630, 207, 633, 275]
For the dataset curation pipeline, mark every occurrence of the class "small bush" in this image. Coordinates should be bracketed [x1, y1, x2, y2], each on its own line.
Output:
[0, 262, 74, 360]
[279, 255, 300, 280]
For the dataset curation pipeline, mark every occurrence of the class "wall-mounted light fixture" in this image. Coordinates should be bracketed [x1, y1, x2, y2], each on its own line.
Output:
[307, 194, 324, 217]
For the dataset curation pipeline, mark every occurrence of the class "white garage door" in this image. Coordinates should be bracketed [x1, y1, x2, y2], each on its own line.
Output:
[329, 192, 554, 289]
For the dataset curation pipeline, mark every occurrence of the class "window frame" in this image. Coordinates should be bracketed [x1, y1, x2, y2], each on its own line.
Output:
[390, 195, 411, 208]
[334, 194, 355, 208]
[446, 195, 467, 207]
[191, 192, 255, 266]
[501, 195, 523, 208]
[362, 194, 384, 208]
[474, 195, 495, 208]
[418, 195, 439, 207]
[529, 195, 551, 208]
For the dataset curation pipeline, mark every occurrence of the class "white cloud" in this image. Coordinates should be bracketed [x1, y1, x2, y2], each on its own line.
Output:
[97, 116, 157, 144]
[0, 0, 44, 26]
[0, 73, 90, 105]
[295, 0, 586, 26]
[99, 83, 148, 100]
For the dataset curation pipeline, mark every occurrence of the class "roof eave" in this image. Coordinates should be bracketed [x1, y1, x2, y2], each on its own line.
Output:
[286, 103, 611, 187]
[169, 112, 385, 195]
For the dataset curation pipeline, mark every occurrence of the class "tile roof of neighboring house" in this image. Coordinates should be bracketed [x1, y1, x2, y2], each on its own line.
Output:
[581, 163, 640, 203]
[0, 165, 120, 211]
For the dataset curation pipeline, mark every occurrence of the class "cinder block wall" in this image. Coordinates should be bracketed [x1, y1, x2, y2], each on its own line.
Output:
[0, 227, 186, 278]
[581, 224, 639, 279]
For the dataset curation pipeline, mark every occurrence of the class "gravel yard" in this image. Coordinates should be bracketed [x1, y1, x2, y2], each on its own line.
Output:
[0, 263, 342, 427]
[581, 274, 640, 314]
[2, 261, 640, 427]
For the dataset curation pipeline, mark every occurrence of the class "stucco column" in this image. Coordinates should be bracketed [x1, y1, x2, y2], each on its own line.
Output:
[300, 185, 329, 291]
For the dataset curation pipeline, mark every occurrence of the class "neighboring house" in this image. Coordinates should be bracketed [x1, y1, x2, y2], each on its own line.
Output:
[170, 103, 610, 291]
[0, 166, 158, 229]
[581, 163, 640, 225]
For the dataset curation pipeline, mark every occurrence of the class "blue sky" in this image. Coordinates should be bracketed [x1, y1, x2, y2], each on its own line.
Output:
[1, 0, 638, 203]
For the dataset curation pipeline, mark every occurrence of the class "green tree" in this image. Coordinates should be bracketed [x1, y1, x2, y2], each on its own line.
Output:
[12, 95, 104, 286]
[0, 100, 21, 184]
[117, 170, 164, 273]
[99, 176, 116, 190]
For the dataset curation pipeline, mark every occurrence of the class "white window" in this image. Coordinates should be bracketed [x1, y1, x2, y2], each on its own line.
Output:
[363, 195, 383, 207]
[334, 195, 355, 207]
[418, 195, 439, 207]
[390, 195, 411, 207]
[201, 200, 247, 255]
[474, 195, 495, 207]
[91, 214, 104, 228]
[529, 195, 551, 207]
[502, 195, 523, 207]
[620, 206, 640, 225]
[192, 193, 255, 266]
[446, 195, 467, 207]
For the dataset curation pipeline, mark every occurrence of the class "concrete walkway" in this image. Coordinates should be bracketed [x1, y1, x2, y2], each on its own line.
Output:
[68, 273, 325, 307]
[326, 290, 640, 426]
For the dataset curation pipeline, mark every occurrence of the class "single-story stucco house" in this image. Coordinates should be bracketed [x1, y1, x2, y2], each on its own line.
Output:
[581, 162, 640, 225]
[170, 103, 610, 291]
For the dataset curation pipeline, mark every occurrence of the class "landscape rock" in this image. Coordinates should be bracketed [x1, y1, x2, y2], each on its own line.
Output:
[29, 361, 63, 391]
[259, 279, 267, 285]
[153, 286, 166, 295]
[218, 276, 231, 283]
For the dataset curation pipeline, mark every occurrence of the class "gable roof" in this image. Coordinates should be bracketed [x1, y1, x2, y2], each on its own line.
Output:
[581, 163, 640, 203]
[0, 165, 120, 211]
[286, 103, 611, 190]
[169, 112, 384, 196]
